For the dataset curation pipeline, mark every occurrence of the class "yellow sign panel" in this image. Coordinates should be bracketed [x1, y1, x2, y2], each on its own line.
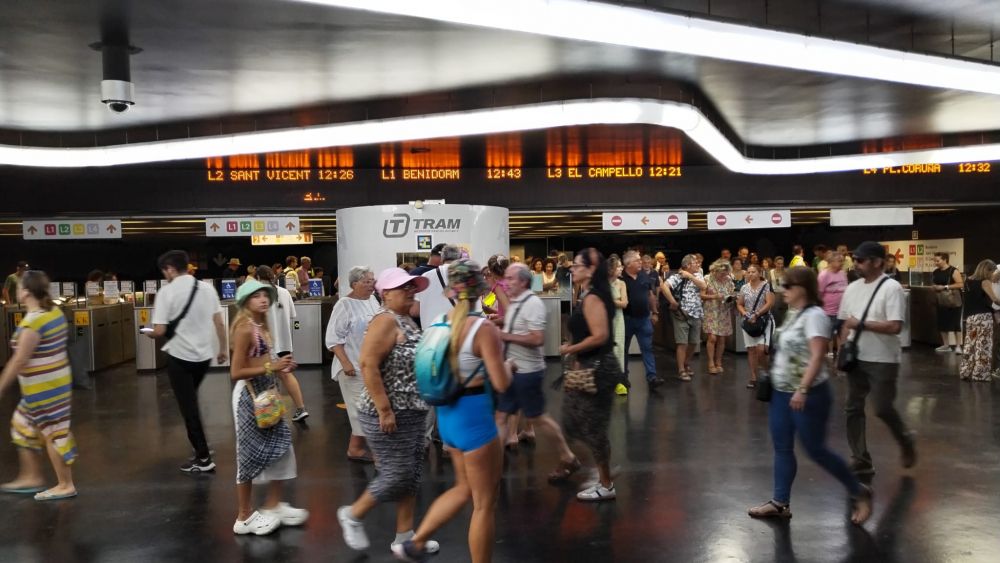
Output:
[74, 311, 90, 326]
[13, 312, 23, 325]
[251, 233, 314, 246]
[138, 309, 150, 325]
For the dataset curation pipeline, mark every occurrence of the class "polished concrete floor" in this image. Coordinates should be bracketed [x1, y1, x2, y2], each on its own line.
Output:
[0, 345, 997, 563]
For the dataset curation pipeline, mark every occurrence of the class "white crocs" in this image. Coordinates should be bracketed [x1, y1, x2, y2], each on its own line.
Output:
[260, 502, 309, 526]
[233, 511, 281, 535]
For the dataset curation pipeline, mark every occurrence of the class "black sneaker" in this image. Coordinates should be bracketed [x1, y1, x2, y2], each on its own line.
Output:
[848, 459, 875, 476]
[180, 457, 216, 473]
[901, 437, 918, 469]
[291, 408, 309, 422]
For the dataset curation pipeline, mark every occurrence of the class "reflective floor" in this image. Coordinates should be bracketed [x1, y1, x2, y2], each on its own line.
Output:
[0, 345, 997, 563]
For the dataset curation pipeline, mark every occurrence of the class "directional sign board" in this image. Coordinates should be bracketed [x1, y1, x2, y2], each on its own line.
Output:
[23, 219, 122, 240]
[602, 212, 688, 231]
[205, 216, 300, 237]
[250, 233, 314, 246]
[708, 210, 790, 231]
[831, 207, 912, 227]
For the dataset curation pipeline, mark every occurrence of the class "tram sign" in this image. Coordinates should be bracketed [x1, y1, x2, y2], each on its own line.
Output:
[602, 212, 688, 231]
[708, 210, 789, 231]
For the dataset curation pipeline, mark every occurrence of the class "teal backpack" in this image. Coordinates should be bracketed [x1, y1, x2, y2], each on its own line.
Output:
[414, 315, 484, 406]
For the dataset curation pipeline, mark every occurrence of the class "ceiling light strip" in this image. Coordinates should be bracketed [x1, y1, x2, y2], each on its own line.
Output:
[2, 99, 1000, 174]
[298, 0, 1000, 95]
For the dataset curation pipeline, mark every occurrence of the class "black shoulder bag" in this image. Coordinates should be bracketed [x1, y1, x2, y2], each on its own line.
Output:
[836, 277, 890, 372]
[435, 267, 456, 306]
[741, 283, 770, 337]
[163, 278, 199, 340]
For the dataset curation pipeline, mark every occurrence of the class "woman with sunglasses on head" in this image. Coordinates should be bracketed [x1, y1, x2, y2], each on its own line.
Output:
[338, 268, 441, 556]
[748, 266, 872, 525]
[557, 248, 620, 502]
[0, 270, 77, 501]
[394, 259, 512, 563]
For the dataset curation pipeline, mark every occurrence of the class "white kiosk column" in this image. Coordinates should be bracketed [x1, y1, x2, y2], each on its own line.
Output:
[336, 204, 509, 294]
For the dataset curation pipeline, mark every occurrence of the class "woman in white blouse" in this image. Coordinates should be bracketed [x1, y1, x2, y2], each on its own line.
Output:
[325, 266, 379, 462]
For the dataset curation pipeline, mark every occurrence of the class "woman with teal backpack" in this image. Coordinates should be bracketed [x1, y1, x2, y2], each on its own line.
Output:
[394, 259, 513, 563]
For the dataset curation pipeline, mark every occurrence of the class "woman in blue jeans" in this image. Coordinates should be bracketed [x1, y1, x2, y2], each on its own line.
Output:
[748, 266, 873, 525]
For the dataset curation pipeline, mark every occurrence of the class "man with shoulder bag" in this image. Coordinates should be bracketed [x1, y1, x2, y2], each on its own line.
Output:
[147, 250, 228, 473]
[664, 254, 708, 381]
[837, 242, 917, 477]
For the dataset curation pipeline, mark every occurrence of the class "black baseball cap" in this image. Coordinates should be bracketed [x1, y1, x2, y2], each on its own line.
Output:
[851, 241, 886, 260]
[430, 243, 447, 256]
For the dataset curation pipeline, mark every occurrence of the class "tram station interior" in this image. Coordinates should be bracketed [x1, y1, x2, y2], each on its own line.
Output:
[1, 1, 999, 562]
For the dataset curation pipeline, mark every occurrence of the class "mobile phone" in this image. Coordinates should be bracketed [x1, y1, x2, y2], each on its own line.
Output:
[139, 327, 154, 334]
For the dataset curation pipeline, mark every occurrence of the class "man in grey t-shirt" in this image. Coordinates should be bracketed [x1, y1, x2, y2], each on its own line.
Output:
[497, 264, 577, 475]
[837, 241, 916, 476]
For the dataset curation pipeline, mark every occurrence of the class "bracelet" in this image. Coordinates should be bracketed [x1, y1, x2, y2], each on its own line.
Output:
[797, 386, 809, 394]
[264, 361, 273, 376]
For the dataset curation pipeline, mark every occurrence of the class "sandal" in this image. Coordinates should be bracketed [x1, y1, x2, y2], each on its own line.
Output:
[746, 380, 757, 389]
[517, 431, 536, 444]
[850, 484, 874, 525]
[547, 457, 582, 483]
[748, 500, 792, 519]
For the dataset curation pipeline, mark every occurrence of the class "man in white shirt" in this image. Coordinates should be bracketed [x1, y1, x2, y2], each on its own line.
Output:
[412, 244, 461, 328]
[837, 241, 916, 476]
[257, 265, 309, 422]
[496, 264, 577, 475]
[148, 250, 227, 473]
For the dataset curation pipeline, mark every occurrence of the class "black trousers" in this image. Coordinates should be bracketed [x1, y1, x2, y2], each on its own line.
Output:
[166, 355, 212, 460]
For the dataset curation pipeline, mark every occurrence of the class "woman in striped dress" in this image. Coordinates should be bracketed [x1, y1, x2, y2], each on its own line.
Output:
[0, 270, 77, 501]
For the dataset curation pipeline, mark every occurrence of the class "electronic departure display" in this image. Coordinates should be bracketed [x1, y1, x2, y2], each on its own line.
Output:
[861, 162, 992, 175]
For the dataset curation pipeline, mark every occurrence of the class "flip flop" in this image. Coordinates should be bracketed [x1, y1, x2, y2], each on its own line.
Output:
[34, 490, 78, 501]
[1, 485, 46, 494]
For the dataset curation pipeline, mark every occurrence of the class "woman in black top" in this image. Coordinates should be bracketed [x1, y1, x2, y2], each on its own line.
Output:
[932, 253, 964, 353]
[960, 260, 1000, 381]
[559, 248, 619, 502]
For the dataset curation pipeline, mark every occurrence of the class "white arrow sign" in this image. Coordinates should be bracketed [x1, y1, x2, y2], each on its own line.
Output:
[602, 212, 688, 231]
[205, 216, 300, 237]
[708, 210, 789, 231]
[23, 219, 122, 240]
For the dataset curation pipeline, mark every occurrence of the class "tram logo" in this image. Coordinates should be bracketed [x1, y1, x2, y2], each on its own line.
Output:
[383, 213, 462, 238]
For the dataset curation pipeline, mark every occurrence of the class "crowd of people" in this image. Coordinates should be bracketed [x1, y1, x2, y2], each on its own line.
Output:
[2, 239, 1000, 562]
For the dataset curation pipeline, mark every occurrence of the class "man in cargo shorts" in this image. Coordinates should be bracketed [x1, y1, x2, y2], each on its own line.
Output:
[664, 254, 707, 381]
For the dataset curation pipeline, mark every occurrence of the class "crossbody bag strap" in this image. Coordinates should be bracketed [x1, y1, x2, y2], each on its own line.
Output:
[502, 294, 532, 355]
[171, 278, 199, 330]
[851, 277, 890, 344]
[435, 267, 456, 306]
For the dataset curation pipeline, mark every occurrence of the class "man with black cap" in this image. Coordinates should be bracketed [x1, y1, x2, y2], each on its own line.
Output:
[837, 241, 916, 476]
[410, 243, 446, 277]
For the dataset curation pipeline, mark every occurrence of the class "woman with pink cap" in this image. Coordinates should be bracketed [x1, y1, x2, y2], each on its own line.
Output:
[337, 267, 441, 556]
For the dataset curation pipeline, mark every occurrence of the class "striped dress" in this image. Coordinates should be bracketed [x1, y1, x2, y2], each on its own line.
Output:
[11, 308, 77, 464]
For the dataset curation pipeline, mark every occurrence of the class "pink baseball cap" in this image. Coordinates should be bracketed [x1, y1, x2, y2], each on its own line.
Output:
[375, 267, 429, 296]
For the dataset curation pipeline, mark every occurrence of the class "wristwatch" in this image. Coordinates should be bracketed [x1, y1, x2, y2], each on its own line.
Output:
[796, 386, 809, 394]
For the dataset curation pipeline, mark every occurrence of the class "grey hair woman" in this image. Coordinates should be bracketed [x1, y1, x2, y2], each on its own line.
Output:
[325, 266, 378, 461]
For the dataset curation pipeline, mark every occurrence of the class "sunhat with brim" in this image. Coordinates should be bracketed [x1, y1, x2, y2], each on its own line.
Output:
[236, 279, 277, 308]
[375, 267, 429, 296]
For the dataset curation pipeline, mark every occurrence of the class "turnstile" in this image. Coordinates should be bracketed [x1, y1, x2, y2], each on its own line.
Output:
[540, 296, 563, 357]
[290, 300, 323, 364]
[134, 306, 166, 371]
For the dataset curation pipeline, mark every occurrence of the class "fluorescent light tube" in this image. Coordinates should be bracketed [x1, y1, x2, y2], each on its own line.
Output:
[1, 99, 999, 174]
[295, 0, 1000, 96]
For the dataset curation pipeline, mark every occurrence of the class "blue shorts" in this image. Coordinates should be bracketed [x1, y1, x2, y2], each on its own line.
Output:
[437, 392, 498, 452]
[828, 315, 844, 339]
[495, 370, 546, 418]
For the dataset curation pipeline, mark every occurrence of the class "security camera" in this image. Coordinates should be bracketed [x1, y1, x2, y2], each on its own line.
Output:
[101, 79, 134, 113]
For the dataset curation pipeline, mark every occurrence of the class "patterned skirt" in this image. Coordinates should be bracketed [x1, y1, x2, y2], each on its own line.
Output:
[232, 378, 292, 483]
[960, 314, 994, 382]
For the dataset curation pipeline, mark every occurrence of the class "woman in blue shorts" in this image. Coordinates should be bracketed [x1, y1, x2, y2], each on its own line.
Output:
[393, 259, 512, 563]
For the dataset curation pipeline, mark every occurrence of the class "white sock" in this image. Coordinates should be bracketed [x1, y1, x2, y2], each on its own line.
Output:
[394, 530, 415, 544]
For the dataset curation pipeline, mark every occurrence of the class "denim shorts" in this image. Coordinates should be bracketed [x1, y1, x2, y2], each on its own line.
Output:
[495, 370, 546, 418]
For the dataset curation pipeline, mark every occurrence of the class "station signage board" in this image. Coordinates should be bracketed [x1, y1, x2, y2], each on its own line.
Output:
[602, 212, 688, 231]
[708, 210, 790, 231]
[205, 216, 300, 237]
[831, 207, 912, 227]
[23, 219, 122, 240]
[250, 233, 314, 246]
[220, 280, 238, 301]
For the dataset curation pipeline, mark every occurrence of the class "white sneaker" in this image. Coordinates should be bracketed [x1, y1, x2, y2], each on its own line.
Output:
[391, 539, 440, 555]
[337, 505, 370, 550]
[954, 346, 963, 355]
[260, 502, 309, 526]
[576, 483, 616, 501]
[935, 345, 952, 353]
[233, 511, 281, 535]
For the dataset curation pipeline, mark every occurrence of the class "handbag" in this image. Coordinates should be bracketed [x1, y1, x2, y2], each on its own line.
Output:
[837, 277, 890, 372]
[936, 288, 962, 308]
[755, 371, 772, 402]
[741, 283, 770, 337]
[562, 355, 598, 394]
[246, 377, 286, 428]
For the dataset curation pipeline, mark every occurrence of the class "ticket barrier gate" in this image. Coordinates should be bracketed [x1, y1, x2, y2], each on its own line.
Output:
[70, 304, 137, 372]
[288, 299, 328, 365]
[134, 306, 166, 371]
